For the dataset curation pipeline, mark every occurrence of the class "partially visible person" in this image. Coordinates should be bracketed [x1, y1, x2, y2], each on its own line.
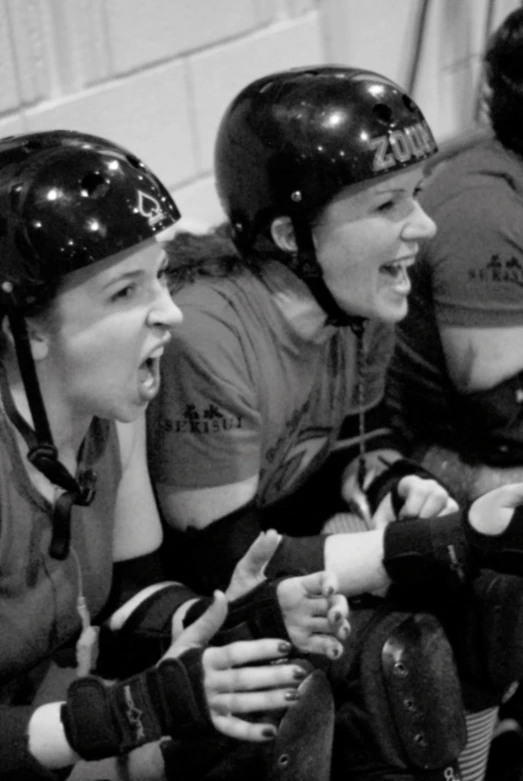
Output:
[0, 130, 348, 781]
[386, 5, 523, 505]
[385, 7, 523, 779]
[148, 65, 523, 781]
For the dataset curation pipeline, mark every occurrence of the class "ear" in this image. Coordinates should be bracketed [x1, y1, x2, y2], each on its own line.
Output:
[5, 316, 50, 361]
[270, 216, 297, 253]
[27, 320, 49, 361]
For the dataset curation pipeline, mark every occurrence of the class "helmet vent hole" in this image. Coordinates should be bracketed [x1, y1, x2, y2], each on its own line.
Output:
[80, 172, 110, 199]
[372, 103, 393, 126]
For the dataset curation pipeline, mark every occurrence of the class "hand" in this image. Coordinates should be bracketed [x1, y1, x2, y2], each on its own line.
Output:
[164, 591, 305, 742]
[469, 482, 523, 535]
[225, 529, 282, 601]
[276, 571, 350, 658]
[373, 475, 459, 529]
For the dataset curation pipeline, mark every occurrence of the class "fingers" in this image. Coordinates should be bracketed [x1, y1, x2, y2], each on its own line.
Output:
[236, 530, 282, 580]
[204, 638, 293, 671]
[500, 482, 523, 509]
[163, 591, 228, 660]
[299, 633, 345, 659]
[296, 569, 340, 599]
[225, 530, 282, 601]
[397, 476, 453, 519]
[205, 660, 307, 694]
[211, 713, 279, 743]
[209, 687, 298, 717]
[327, 593, 351, 640]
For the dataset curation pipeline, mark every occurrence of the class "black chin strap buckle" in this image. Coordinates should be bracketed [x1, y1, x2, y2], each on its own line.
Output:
[28, 444, 98, 560]
[28, 443, 80, 494]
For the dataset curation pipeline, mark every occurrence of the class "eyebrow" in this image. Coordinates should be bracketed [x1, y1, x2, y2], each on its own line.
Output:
[374, 177, 425, 196]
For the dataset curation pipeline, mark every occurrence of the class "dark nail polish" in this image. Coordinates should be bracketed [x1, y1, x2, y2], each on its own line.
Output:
[285, 689, 301, 701]
[278, 641, 292, 654]
[293, 667, 307, 680]
[262, 727, 277, 739]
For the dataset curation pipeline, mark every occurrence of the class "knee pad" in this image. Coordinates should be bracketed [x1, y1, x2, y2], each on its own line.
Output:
[330, 604, 467, 781]
[475, 571, 523, 690]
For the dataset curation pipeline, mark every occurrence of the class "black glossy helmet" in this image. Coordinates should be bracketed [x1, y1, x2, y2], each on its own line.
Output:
[0, 129, 180, 309]
[0, 130, 181, 559]
[215, 65, 437, 251]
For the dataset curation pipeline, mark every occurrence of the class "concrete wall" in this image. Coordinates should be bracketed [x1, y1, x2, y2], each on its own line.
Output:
[1, 0, 521, 228]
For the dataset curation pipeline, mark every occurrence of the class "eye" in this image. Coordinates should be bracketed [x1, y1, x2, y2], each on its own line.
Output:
[376, 199, 395, 212]
[110, 283, 137, 303]
[157, 263, 169, 286]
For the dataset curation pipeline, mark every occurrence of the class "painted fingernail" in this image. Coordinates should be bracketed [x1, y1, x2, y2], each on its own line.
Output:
[262, 727, 277, 739]
[285, 690, 301, 701]
[332, 611, 342, 623]
[329, 645, 342, 660]
[340, 624, 351, 640]
[293, 666, 307, 680]
[278, 641, 292, 654]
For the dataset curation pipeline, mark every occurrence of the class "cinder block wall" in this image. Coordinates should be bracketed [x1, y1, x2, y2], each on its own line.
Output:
[1, 0, 521, 228]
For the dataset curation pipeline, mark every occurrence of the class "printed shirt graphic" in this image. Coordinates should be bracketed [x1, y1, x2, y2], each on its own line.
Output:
[147, 261, 393, 508]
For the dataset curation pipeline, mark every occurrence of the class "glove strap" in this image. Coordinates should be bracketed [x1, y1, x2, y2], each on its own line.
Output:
[184, 580, 291, 645]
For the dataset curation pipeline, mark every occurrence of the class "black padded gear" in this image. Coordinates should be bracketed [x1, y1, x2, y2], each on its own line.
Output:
[183, 579, 291, 646]
[96, 583, 201, 680]
[384, 504, 523, 590]
[62, 648, 211, 761]
[329, 602, 466, 781]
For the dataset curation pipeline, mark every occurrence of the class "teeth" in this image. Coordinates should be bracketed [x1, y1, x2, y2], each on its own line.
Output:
[146, 347, 164, 362]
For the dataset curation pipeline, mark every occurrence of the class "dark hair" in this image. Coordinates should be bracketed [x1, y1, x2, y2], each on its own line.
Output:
[164, 222, 291, 292]
[485, 6, 523, 156]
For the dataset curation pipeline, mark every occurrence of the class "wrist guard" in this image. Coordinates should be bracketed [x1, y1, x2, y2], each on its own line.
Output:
[183, 579, 291, 645]
[383, 510, 474, 589]
[62, 648, 211, 761]
[366, 458, 453, 517]
[383, 504, 523, 589]
[96, 584, 200, 680]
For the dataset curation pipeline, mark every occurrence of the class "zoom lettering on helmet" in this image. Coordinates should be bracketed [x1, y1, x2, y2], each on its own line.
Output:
[137, 190, 166, 227]
[369, 122, 436, 173]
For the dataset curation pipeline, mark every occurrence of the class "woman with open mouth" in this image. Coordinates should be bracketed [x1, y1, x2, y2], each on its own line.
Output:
[0, 129, 349, 780]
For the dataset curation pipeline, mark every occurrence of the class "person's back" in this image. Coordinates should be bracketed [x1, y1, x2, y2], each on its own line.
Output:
[387, 135, 523, 475]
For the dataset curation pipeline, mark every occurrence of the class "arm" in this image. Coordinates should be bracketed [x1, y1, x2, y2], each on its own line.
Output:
[439, 324, 523, 393]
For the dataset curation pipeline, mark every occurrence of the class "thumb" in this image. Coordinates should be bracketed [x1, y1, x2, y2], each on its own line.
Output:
[163, 591, 228, 660]
[236, 529, 282, 580]
[500, 482, 523, 509]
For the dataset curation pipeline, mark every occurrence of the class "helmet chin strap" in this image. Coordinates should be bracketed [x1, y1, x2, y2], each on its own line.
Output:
[288, 214, 363, 329]
[1, 298, 96, 560]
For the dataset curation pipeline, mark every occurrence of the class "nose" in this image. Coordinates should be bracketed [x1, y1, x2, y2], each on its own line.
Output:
[402, 200, 437, 242]
[148, 284, 183, 329]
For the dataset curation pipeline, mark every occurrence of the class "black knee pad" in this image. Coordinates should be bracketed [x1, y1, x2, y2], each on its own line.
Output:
[445, 571, 523, 707]
[329, 602, 467, 781]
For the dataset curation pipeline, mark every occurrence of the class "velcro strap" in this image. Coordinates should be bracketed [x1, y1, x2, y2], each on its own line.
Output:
[96, 584, 199, 680]
[383, 510, 474, 589]
[184, 581, 290, 646]
[62, 648, 211, 760]
[366, 458, 452, 517]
